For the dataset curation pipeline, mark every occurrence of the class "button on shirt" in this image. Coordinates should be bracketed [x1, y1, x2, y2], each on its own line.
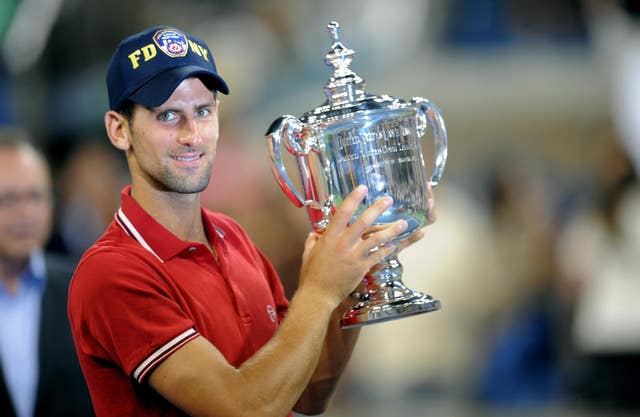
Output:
[0, 251, 46, 417]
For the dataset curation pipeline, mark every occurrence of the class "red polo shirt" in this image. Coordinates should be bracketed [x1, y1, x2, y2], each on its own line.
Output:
[68, 186, 290, 416]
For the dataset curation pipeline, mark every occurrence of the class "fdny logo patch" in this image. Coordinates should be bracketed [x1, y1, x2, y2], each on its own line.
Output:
[266, 304, 277, 323]
[153, 28, 189, 58]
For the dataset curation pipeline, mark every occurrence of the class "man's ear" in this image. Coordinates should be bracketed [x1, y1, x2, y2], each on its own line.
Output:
[104, 110, 132, 151]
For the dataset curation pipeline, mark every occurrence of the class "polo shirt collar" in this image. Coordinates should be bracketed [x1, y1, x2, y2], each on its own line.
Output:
[115, 185, 223, 262]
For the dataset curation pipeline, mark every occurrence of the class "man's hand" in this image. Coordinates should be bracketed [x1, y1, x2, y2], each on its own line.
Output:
[298, 185, 410, 307]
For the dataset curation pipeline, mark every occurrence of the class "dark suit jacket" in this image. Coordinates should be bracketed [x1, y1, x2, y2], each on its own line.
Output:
[0, 253, 95, 417]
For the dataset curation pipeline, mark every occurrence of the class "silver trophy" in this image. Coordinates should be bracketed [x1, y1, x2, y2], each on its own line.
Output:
[265, 21, 448, 328]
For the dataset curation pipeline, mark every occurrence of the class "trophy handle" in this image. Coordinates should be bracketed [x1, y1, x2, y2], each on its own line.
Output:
[266, 115, 335, 232]
[265, 115, 309, 208]
[411, 97, 448, 187]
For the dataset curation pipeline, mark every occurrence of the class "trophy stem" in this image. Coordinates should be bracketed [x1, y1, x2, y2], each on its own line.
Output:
[340, 253, 441, 329]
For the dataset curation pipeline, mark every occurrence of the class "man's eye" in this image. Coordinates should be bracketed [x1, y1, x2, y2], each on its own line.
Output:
[158, 112, 177, 122]
[195, 108, 210, 117]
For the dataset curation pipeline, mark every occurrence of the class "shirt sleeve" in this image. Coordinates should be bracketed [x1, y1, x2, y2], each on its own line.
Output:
[68, 247, 199, 383]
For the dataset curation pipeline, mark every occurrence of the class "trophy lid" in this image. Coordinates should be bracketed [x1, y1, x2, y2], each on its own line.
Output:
[301, 21, 401, 124]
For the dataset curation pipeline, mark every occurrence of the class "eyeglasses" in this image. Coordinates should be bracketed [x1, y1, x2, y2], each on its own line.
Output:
[0, 190, 52, 210]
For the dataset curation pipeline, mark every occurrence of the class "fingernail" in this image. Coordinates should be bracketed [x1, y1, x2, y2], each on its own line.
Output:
[383, 196, 393, 207]
[397, 220, 408, 231]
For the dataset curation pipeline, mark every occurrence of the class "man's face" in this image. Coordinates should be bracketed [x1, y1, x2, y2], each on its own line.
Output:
[125, 77, 220, 195]
[0, 146, 52, 261]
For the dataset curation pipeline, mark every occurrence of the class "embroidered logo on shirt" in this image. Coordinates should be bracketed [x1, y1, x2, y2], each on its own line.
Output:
[266, 304, 277, 323]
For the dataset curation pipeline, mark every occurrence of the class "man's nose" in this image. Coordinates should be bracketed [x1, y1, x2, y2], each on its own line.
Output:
[178, 118, 202, 146]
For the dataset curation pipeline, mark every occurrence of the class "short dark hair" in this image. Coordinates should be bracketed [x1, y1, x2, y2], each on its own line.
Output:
[117, 99, 136, 123]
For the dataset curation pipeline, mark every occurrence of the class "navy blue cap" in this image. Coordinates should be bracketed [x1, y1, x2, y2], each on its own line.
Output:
[106, 26, 229, 110]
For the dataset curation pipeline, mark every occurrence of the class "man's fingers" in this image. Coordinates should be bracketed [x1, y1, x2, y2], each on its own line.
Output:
[359, 219, 408, 257]
[362, 224, 386, 236]
[348, 195, 393, 238]
[426, 205, 437, 225]
[396, 229, 424, 252]
[323, 185, 367, 236]
[425, 183, 436, 225]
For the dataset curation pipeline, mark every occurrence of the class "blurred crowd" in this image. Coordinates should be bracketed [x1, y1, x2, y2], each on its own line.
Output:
[1, 0, 640, 416]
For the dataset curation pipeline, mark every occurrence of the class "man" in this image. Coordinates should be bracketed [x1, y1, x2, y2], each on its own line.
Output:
[68, 26, 433, 417]
[0, 128, 94, 417]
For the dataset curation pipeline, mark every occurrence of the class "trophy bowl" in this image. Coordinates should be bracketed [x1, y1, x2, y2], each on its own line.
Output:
[265, 21, 448, 329]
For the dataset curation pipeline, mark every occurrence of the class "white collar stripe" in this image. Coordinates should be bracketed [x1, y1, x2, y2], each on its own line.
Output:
[117, 208, 164, 263]
[114, 213, 131, 237]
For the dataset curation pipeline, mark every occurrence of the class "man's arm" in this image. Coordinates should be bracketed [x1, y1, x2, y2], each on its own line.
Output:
[293, 297, 360, 415]
[148, 290, 341, 417]
[148, 186, 409, 417]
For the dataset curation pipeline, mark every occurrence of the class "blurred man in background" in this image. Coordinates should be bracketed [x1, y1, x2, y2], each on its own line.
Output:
[0, 127, 94, 417]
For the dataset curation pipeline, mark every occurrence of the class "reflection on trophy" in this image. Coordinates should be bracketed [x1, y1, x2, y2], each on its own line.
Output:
[265, 21, 448, 329]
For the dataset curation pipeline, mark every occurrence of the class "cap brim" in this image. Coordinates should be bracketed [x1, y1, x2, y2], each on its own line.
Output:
[129, 65, 229, 108]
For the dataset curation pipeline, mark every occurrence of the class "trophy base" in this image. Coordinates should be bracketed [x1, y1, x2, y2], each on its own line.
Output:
[340, 280, 441, 329]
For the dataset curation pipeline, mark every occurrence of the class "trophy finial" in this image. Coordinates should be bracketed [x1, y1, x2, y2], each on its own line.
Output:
[323, 21, 366, 105]
[324, 21, 355, 76]
[327, 21, 340, 44]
